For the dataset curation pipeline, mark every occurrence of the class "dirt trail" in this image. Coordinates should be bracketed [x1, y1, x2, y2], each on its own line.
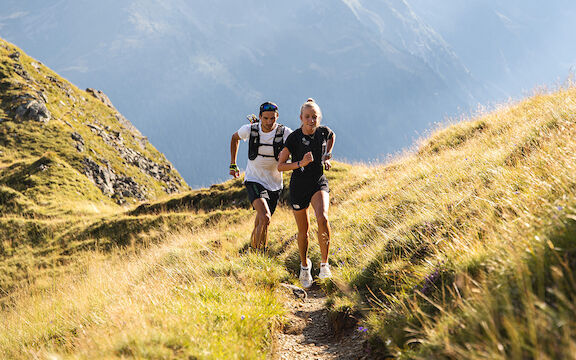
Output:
[274, 285, 370, 360]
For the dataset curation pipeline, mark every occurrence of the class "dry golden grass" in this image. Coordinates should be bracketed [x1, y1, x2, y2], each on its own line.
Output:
[2, 85, 576, 359]
[323, 86, 576, 358]
[0, 222, 288, 359]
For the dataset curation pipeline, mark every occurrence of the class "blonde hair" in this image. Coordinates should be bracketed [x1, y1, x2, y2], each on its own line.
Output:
[300, 98, 322, 118]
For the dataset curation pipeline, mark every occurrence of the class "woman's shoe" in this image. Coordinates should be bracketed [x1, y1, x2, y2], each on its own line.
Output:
[318, 263, 332, 279]
[299, 258, 313, 288]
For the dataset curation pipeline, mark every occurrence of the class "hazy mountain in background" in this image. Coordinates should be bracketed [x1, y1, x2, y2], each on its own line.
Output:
[0, 0, 574, 187]
[409, 0, 576, 95]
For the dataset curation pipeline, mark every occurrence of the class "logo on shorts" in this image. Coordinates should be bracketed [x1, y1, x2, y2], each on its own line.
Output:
[293, 204, 300, 209]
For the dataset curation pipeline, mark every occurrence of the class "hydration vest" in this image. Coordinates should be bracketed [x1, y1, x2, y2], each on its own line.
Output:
[248, 123, 285, 161]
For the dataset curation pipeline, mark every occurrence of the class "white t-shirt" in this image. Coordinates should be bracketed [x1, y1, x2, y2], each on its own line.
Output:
[237, 123, 292, 191]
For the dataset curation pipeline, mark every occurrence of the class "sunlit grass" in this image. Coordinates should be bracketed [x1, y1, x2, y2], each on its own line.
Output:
[321, 86, 576, 358]
[0, 225, 289, 359]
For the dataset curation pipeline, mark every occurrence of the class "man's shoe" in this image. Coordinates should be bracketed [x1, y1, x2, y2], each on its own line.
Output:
[318, 263, 332, 279]
[299, 258, 313, 288]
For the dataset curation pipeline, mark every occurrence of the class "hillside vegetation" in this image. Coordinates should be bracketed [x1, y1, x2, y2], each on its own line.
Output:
[1, 36, 576, 359]
[0, 37, 194, 296]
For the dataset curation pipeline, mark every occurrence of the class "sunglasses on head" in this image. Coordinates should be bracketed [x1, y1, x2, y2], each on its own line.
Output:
[260, 103, 278, 113]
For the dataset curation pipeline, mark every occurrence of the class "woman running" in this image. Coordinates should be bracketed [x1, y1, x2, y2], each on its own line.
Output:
[277, 98, 335, 288]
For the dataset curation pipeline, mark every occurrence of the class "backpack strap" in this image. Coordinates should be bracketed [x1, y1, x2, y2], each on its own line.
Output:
[273, 124, 285, 160]
[248, 123, 260, 160]
[248, 123, 285, 161]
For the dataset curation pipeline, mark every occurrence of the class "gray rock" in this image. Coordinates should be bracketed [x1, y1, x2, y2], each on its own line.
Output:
[115, 113, 144, 140]
[14, 100, 51, 123]
[87, 122, 181, 194]
[13, 63, 32, 82]
[71, 132, 83, 142]
[87, 123, 103, 133]
[71, 132, 85, 152]
[280, 283, 307, 299]
[82, 157, 115, 196]
[81, 157, 147, 203]
[114, 176, 146, 200]
[85, 88, 114, 108]
[85, 88, 145, 143]
[46, 75, 72, 93]
[37, 91, 48, 103]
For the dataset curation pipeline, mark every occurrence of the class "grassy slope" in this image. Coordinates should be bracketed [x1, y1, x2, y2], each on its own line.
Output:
[0, 37, 189, 212]
[0, 37, 192, 297]
[324, 86, 576, 359]
[1, 49, 576, 358]
[0, 162, 366, 359]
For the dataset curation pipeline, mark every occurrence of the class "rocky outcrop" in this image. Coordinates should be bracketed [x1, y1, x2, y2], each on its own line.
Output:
[4, 50, 51, 123]
[82, 157, 147, 204]
[14, 99, 51, 123]
[10, 51, 33, 82]
[87, 122, 182, 193]
[86, 88, 146, 145]
[86, 88, 114, 108]
[47, 75, 75, 100]
[115, 113, 145, 143]
[71, 132, 85, 152]
[0, 39, 188, 205]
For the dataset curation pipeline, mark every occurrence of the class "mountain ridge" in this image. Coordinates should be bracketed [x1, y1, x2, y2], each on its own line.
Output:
[0, 0, 492, 187]
[0, 37, 189, 212]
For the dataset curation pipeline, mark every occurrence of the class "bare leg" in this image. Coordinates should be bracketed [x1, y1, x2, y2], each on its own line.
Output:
[293, 208, 310, 266]
[252, 198, 271, 250]
[250, 216, 259, 248]
[311, 190, 330, 263]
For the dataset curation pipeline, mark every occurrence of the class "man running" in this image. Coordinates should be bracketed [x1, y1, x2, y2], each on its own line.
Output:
[229, 102, 292, 250]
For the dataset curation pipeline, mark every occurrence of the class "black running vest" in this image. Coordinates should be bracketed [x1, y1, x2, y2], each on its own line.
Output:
[248, 123, 285, 161]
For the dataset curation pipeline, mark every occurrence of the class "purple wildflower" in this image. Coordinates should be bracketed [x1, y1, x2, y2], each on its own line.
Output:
[241, 315, 245, 320]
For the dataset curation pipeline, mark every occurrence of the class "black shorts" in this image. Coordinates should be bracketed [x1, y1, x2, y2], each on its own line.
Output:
[245, 181, 281, 215]
[289, 175, 329, 211]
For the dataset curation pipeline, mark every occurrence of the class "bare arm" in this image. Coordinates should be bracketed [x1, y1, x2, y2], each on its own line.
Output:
[230, 132, 241, 177]
[277, 148, 313, 172]
[323, 134, 335, 170]
[326, 134, 335, 155]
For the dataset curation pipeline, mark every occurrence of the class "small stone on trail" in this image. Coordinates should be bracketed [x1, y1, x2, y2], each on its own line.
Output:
[280, 283, 307, 299]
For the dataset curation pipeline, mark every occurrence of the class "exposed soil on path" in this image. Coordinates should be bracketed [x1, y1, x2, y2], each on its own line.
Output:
[273, 284, 371, 360]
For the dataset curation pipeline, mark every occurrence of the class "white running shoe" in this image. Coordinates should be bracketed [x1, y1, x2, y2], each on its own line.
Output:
[318, 263, 332, 279]
[299, 258, 313, 289]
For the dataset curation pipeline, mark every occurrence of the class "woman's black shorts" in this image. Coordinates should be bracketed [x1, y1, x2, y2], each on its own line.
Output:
[289, 175, 329, 211]
[245, 181, 281, 215]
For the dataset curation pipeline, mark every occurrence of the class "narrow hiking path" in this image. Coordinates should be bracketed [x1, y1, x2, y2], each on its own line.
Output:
[274, 285, 371, 360]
